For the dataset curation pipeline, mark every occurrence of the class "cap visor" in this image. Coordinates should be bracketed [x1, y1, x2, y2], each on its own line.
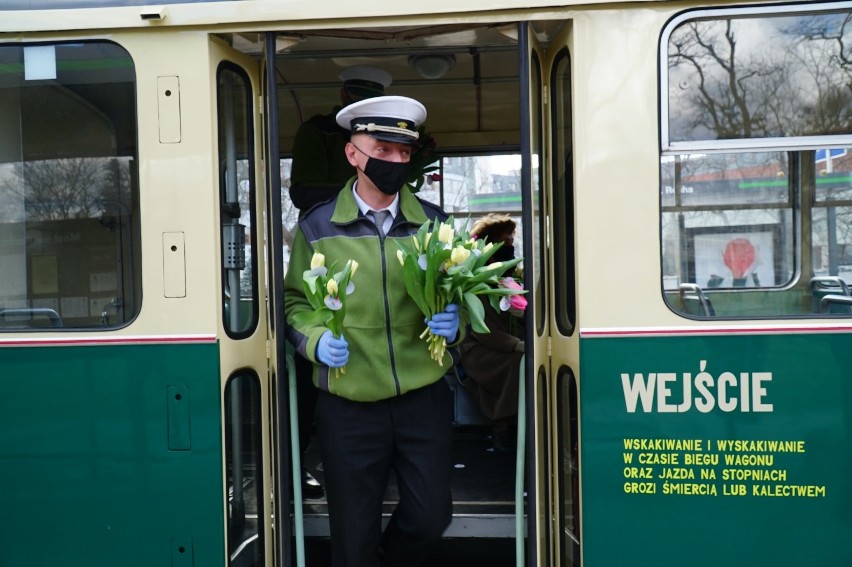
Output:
[364, 132, 419, 145]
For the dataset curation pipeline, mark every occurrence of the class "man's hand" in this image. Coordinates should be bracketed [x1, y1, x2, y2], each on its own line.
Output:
[316, 330, 349, 367]
[426, 304, 460, 342]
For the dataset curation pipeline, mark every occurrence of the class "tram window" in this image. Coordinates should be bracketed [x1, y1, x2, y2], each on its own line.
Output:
[224, 372, 265, 567]
[661, 3, 852, 318]
[0, 42, 140, 330]
[217, 64, 259, 338]
[279, 158, 300, 273]
[811, 147, 852, 290]
[425, 154, 525, 285]
[556, 367, 580, 567]
[425, 154, 522, 215]
[664, 5, 852, 147]
[530, 51, 546, 335]
[536, 367, 552, 566]
[280, 152, 526, 282]
[550, 48, 575, 336]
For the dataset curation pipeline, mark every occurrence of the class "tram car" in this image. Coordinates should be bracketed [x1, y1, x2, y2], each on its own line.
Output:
[0, 0, 850, 565]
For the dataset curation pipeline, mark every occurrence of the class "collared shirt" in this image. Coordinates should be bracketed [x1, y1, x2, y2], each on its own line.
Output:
[352, 182, 398, 235]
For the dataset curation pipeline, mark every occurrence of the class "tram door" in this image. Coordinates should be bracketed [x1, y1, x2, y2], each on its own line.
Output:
[542, 23, 582, 567]
[519, 22, 550, 567]
[521, 21, 581, 567]
[209, 39, 277, 566]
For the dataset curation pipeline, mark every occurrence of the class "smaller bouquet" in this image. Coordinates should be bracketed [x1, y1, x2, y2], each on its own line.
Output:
[498, 276, 527, 314]
[292, 252, 358, 378]
[396, 217, 527, 364]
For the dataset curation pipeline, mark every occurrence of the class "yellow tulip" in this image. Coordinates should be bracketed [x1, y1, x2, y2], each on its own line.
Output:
[397, 249, 405, 266]
[438, 223, 454, 244]
[450, 246, 470, 265]
[350, 260, 359, 277]
[326, 279, 338, 296]
[310, 252, 325, 270]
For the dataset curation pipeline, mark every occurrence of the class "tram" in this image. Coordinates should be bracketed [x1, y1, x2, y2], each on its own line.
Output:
[0, 0, 850, 565]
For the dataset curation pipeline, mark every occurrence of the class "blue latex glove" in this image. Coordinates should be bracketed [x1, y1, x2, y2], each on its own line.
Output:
[316, 330, 349, 368]
[426, 303, 460, 342]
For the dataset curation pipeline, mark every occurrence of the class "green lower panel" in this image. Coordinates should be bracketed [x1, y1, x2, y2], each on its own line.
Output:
[0, 342, 224, 566]
[581, 332, 852, 566]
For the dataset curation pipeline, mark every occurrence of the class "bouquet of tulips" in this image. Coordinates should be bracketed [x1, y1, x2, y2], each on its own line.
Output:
[395, 216, 526, 364]
[292, 252, 358, 378]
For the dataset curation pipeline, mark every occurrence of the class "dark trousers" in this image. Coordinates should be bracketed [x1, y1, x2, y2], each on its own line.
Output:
[315, 379, 453, 567]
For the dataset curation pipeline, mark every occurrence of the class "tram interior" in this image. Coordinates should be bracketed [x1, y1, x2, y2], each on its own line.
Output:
[0, 20, 553, 565]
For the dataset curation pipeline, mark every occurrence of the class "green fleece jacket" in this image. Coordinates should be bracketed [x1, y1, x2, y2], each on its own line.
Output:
[284, 178, 462, 402]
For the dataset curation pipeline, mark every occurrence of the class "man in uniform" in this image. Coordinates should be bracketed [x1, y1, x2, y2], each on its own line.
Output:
[288, 65, 392, 498]
[284, 95, 461, 567]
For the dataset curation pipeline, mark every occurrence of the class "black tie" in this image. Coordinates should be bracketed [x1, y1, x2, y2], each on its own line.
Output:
[369, 210, 390, 236]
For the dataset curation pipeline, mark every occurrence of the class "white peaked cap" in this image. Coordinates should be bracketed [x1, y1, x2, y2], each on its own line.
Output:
[339, 65, 393, 87]
[336, 96, 427, 144]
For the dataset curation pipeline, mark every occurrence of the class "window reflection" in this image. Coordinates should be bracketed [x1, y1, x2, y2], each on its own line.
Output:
[662, 4, 852, 318]
[667, 9, 852, 144]
[0, 42, 140, 330]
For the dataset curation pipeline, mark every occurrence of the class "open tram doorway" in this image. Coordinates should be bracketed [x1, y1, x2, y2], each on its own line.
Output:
[230, 19, 575, 567]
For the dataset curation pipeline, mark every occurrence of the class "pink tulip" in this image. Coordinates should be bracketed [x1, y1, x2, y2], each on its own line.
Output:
[498, 277, 527, 311]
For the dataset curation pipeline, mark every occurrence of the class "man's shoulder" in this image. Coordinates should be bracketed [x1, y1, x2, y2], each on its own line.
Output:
[301, 108, 345, 134]
[301, 196, 338, 222]
[298, 190, 350, 240]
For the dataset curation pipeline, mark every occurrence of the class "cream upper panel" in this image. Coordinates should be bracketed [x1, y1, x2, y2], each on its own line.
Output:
[0, 0, 667, 33]
[570, 8, 668, 330]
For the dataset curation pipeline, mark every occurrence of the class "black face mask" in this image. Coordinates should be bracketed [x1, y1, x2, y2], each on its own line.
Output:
[353, 144, 411, 195]
[492, 244, 515, 263]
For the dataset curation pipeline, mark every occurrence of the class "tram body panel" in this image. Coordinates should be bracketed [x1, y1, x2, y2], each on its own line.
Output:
[565, 3, 852, 566]
[580, 331, 852, 565]
[0, 341, 225, 565]
[568, 7, 671, 329]
[0, 28, 259, 567]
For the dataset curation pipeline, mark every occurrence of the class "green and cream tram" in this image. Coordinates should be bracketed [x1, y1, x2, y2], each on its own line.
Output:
[0, 0, 850, 565]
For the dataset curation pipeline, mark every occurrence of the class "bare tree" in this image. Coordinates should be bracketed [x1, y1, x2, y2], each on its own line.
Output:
[668, 20, 787, 140]
[787, 12, 852, 134]
[1, 157, 115, 221]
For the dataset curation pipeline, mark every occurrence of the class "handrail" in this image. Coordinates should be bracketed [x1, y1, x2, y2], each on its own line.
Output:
[819, 294, 852, 312]
[678, 283, 713, 317]
[287, 343, 306, 567]
[809, 276, 850, 296]
[0, 307, 63, 328]
[515, 354, 526, 567]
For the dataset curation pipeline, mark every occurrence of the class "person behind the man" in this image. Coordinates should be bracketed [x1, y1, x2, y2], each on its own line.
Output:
[289, 65, 392, 212]
[288, 64, 391, 499]
[284, 95, 462, 567]
[459, 214, 524, 453]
